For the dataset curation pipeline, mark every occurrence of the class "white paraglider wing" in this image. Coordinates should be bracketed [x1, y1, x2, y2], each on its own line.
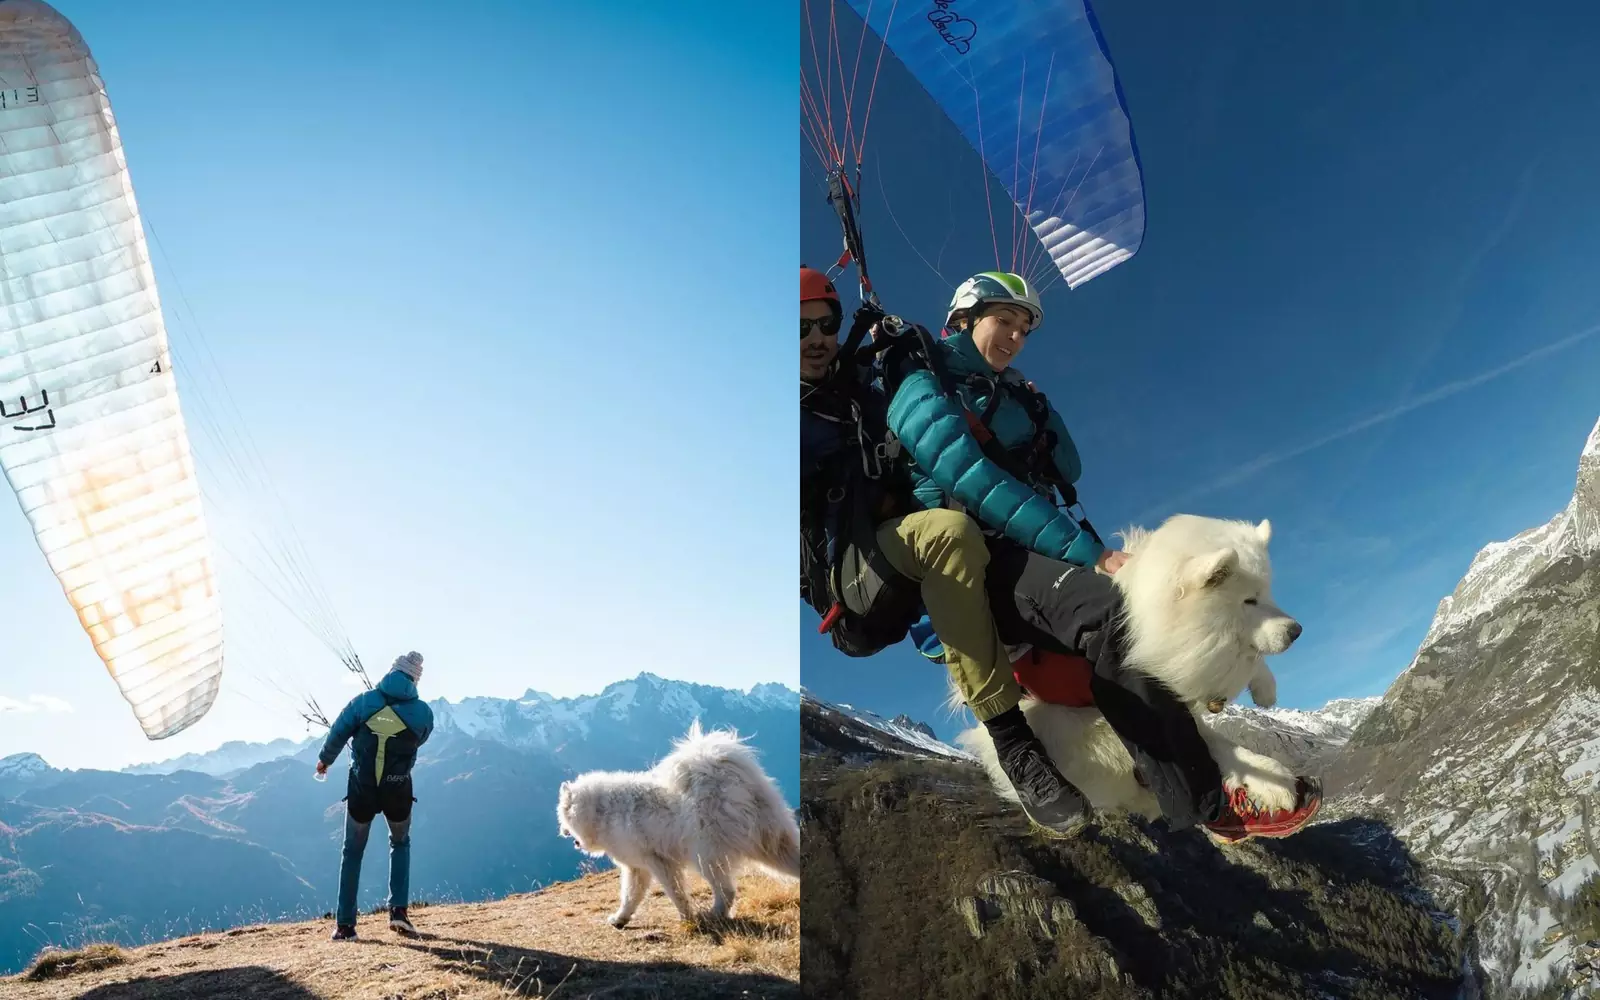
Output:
[0, 0, 223, 739]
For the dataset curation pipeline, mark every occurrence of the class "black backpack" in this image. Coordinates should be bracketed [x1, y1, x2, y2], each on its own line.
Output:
[800, 308, 924, 658]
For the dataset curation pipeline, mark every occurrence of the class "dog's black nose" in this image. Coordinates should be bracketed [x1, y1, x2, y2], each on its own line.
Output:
[1287, 621, 1303, 642]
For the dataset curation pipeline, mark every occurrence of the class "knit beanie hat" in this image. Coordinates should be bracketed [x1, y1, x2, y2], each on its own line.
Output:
[393, 651, 424, 682]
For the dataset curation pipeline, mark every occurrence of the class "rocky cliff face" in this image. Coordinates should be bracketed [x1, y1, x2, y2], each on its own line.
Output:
[799, 693, 1464, 999]
[1325, 416, 1600, 997]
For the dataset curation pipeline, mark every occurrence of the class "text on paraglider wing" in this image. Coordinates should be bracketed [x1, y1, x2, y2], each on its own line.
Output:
[1, 391, 55, 433]
[927, 2, 977, 55]
[0, 87, 40, 110]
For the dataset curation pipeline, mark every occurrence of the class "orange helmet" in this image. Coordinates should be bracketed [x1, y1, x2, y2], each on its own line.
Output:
[801, 265, 839, 305]
[801, 265, 842, 332]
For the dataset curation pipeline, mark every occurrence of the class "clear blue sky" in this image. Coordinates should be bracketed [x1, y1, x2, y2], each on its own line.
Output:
[1, 0, 796, 770]
[800, 4, 1600, 741]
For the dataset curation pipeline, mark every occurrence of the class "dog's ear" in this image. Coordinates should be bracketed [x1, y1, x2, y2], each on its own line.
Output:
[1256, 519, 1272, 545]
[1187, 547, 1238, 590]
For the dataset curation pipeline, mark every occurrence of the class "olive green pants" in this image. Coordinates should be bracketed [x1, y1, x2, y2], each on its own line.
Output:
[875, 509, 1020, 721]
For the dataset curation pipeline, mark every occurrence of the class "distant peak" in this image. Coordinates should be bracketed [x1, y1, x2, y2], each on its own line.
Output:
[0, 751, 49, 772]
[749, 681, 797, 700]
[890, 713, 939, 740]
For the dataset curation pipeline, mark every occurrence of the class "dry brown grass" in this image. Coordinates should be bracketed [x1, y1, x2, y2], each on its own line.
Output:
[0, 870, 798, 999]
[20, 944, 128, 982]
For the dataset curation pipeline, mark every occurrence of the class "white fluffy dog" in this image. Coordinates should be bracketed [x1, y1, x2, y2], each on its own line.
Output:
[957, 514, 1306, 820]
[556, 720, 800, 928]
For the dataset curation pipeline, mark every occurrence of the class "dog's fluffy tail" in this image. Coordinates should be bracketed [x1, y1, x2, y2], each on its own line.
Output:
[751, 818, 801, 881]
[658, 721, 801, 881]
[656, 719, 763, 792]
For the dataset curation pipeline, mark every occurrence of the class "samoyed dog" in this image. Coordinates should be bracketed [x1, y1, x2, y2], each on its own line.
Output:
[556, 720, 800, 928]
[957, 514, 1305, 820]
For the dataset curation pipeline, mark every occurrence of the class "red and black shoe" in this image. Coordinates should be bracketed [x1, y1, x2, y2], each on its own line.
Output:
[1203, 775, 1323, 845]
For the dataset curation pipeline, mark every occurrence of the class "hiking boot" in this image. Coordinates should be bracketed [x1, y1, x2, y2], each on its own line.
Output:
[985, 709, 1091, 836]
[1204, 775, 1323, 845]
[389, 908, 417, 936]
[330, 924, 357, 941]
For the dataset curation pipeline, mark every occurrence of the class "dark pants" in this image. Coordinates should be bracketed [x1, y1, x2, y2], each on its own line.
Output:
[337, 775, 415, 925]
[983, 540, 1224, 829]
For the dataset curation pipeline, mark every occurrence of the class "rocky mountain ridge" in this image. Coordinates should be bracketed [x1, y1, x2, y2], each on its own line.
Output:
[1325, 415, 1600, 997]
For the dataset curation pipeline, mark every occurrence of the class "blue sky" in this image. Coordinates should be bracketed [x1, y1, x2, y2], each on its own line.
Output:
[0, 0, 796, 770]
[800, 4, 1600, 741]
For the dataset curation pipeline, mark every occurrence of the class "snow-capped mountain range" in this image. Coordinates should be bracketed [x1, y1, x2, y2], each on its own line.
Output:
[101, 673, 798, 779]
[121, 738, 314, 778]
[430, 673, 796, 751]
[800, 686, 1379, 771]
[1206, 696, 1382, 772]
[800, 688, 972, 762]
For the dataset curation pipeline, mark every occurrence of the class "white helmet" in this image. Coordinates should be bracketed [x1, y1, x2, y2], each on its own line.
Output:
[945, 271, 1044, 332]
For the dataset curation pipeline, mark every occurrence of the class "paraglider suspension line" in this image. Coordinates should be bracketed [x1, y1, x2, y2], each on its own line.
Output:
[299, 694, 331, 730]
[341, 653, 373, 691]
[827, 167, 881, 310]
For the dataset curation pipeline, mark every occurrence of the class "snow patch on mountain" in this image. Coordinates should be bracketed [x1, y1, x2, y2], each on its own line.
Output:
[1420, 416, 1600, 649]
[0, 753, 48, 780]
[1229, 696, 1382, 740]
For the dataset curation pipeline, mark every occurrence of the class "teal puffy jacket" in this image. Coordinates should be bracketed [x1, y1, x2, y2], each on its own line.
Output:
[885, 329, 1104, 568]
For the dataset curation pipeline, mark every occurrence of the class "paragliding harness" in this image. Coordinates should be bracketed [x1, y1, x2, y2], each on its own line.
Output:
[340, 689, 422, 824]
[801, 305, 924, 658]
[358, 691, 421, 787]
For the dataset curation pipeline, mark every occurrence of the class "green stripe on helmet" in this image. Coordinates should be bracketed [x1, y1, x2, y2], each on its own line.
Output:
[980, 271, 1032, 298]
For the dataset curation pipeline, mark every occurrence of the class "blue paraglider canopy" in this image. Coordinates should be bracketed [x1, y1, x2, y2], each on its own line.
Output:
[802, 0, 1147, 302]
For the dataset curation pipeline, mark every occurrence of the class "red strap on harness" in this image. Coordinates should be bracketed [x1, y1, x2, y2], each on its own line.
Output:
[819, 601, 844, 634]
[1013, 647, 1096, 708]
[961, 408, 994, 444]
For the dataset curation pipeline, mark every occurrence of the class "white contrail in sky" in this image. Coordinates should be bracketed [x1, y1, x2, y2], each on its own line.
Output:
[1136, 323, 1600, 520]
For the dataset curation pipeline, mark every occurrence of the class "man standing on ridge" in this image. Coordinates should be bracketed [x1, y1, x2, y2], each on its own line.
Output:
[316, 650, 435, 941]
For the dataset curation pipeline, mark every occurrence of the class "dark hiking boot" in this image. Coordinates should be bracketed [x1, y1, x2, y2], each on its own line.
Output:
[389, 908, 417, 936]
[1204, 776, 1323, 845]
[330, 924, 357, 941]
[985, 708, 1092, 836]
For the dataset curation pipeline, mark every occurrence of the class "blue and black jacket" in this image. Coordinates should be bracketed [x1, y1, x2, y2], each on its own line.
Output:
[318, 669, 435, 787]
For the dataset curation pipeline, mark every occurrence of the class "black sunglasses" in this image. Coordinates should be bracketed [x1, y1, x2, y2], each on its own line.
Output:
[800, 315, 840, 338]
